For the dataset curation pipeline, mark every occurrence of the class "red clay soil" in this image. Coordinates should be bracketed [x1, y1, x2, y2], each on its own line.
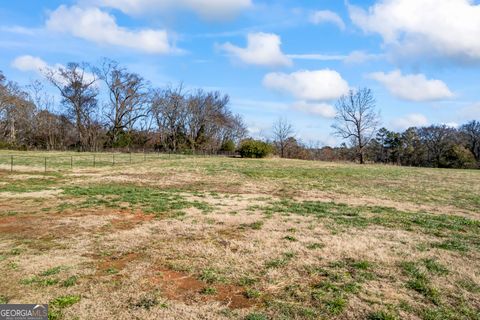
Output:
[0, 215, 55, 237]
[149, 269, 256, 309]
[96, 252, 142, 274]
[107, 212, 155, 230]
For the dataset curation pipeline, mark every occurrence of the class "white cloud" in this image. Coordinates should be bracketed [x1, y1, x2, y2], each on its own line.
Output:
[46, 5, 175, 54]
[11, 55, 97, 84]
[90, 0, 252, 20]
[11, 55, 48, 73]
[344, 51, 383, 64]
[220, 33, 292, 67]
[287, 51, 383, 64]
[292, 101, 336, 118]
[310, 10, 345, 30]
[391, 113, 429, 130]
[368, 70, 454, 102]
[349, 0, 480, 63]
[263, 69, 349, 101]
[287, 54, 346, 61]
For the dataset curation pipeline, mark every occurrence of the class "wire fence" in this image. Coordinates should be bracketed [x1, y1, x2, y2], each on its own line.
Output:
[0, 150, 238, 173]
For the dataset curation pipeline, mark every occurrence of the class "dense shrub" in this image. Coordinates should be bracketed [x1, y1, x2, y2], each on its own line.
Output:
[220, 139, 236, 152]
[238, 139, 273, 158]
[442, 145, 477, 168]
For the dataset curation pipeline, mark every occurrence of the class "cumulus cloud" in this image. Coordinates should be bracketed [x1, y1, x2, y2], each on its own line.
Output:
[220, 33, 292, 67]
[368, 70, 454, 102]
[349, 0, 480, 63]
[391, 113, 429, 130]
[292, 101, 336, 118]
[11, 55, 97, 84]
[46, 5, 175, 54]
[263, 69, 349, 101]
[90, 0, 252, 20]
[11, 55, 48, 73]
[310, 10, 345, 30]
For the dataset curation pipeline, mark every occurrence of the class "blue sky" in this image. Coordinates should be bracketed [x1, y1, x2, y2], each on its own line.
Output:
[1, 0, 480, 145]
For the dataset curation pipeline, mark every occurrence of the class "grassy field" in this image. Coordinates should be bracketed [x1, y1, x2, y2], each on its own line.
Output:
[0, 151, 479, 320]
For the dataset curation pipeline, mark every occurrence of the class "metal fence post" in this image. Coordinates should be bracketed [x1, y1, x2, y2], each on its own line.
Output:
[93, 155, 96, 167]
[71, 156, 73, 169]
[44, 157, 47, 173]
[10, 155, 13, 172]
[112, 153, 115, 166]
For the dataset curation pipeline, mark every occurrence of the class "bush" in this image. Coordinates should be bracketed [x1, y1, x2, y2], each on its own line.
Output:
[220, 139, 236, 152]
[238, 139, 273, 158]
[442, 145, 477, 168]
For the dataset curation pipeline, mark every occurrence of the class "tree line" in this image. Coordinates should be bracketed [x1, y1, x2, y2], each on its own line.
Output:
[1, 62, 479, 169]
[271, 88, 480, 169]
[0, 59, 246, 152]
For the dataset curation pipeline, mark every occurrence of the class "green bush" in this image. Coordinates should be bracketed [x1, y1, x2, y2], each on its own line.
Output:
[238, 139, 273, 158]
[220, 139, 236, 152]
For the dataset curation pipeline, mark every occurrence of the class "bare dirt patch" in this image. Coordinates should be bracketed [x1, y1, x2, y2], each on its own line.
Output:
[149, 268, 255, 309]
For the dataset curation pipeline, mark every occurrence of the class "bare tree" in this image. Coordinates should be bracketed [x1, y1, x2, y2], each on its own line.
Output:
[272, 117, 294, 158]
[0, 75, 36, 146]
[332, 88, 380, 164]
[99, 59, 149, 148]
[45, 62, 99, 151]
[150, 85, 188, 151]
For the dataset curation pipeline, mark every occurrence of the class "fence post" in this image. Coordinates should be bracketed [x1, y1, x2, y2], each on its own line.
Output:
[10, 155, 13, 172]
[112, 153, 115, 166]
[130, 153, 132, 163]
[70, 156, 73, 169]
[44, 157, 47, 173]
[93, 155, 96, 167]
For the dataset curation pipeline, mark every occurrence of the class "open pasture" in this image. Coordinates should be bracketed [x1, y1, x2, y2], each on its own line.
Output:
[0, 151, 479, 320]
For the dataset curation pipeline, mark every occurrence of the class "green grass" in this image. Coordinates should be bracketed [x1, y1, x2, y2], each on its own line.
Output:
[201, 287, 217, 295]
[244, 288, 261, 299]
[50, 295, 81, 308]
[199, 268, 224, 284]
[62, 184, 213, 216]
[264, 258, 376, 318]
[367, 310, 399, 320]
[1, 152, 479, 320]
[20, 276, 59, 287]
[400, 261, 440, 305]
[263, 200, 480, 251]
[0, 176, 60, 193]
[422, 258, 449, 275]
[0, 151, 171, 170]
[244, 313, 268, 320]
[48, 295, 81, 320]
[240, 221, 264, 230]
[306, 242, 325, 250]
[2, 151, 479, 212]
[61, 276, 78, 287]
[265, 252, 295, 269]
[39, 266, 63, 277]
[130, 295, 159, 310]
